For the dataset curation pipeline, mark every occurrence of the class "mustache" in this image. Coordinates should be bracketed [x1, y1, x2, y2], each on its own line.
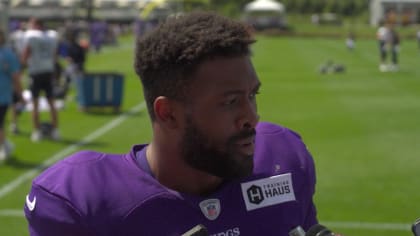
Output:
[229, 128, 256, 143]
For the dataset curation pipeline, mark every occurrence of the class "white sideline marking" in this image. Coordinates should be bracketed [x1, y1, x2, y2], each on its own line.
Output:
[0, 102, 146, 199]
[323, 221, 411, 231]
[0, 210, 24, 217]
[0, 209, 412, 232]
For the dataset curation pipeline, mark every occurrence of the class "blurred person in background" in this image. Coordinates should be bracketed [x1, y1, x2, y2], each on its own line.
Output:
[0, 29, 23, 161]
[377, 20, 390, 72]
[64, 29, 86, 91]
[417, 29, 420, 50]
[89, 20, 106, 53]
[9, 21, 27, 134]
[10, 21, 27, 55]
[22, 18, 60, 142]
[9, 84, 25, 135]
[346, 31, 355, 51]
[388, 26, 400, 72]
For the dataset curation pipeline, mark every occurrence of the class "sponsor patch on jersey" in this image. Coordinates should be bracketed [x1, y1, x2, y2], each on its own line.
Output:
[241, 173, 295, 211]
[199, 198, 221, 220]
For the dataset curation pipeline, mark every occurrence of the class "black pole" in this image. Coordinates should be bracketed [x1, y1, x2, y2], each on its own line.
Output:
[0, 0, 10, 34]
[86, 0, 94, 23]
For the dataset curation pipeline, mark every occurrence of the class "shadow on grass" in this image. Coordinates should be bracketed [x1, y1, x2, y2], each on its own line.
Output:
[3, 140, 108, 170]
[2, 106, 145, 171]
[10, 130, 31, 138]
[4, 156, 58, 173]
[3, 156, 39, 169]
[14, 135, 109, 147]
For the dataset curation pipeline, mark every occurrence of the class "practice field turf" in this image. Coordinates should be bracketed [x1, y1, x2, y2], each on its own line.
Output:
[0, 34, 419, 236]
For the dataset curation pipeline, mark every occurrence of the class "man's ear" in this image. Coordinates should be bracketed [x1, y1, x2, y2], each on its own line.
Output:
[153, 96, 180, 129]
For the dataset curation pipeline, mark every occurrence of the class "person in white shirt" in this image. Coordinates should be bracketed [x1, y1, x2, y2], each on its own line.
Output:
[376, 20, 390, 72]
[416, 29, 420, 50]
[9, 22, 26, 134]
[22, 18, 60, 142]
[346, 31, 355, 51]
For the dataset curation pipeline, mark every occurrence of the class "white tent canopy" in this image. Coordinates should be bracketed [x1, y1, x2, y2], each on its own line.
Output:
[244, 0, 285, 13]
[243, 0, 287, 30]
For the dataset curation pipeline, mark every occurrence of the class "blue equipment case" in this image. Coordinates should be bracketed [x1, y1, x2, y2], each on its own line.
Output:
[76, 72, 124, 112]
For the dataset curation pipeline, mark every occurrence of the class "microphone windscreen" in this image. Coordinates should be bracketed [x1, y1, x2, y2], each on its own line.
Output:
[306, 224, 333, 236]
[289, 226, 305, 236]
[182, 224, 208, 236]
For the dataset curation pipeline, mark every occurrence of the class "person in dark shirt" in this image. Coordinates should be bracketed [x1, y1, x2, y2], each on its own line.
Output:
[64, 30, 86, 90]
[388, 26, 400, 71]
[66, 31, 86, 72]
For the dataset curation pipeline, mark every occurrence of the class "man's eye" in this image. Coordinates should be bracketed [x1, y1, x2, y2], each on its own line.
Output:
[225, 98, 237, 105]
[249, 91, 260, 100]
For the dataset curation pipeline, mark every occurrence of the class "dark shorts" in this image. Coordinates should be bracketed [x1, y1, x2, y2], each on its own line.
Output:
[379, 40, 387, 53]
[0, 105, 9, 129]
[29, 72, 54, 99]
[12, 92, 20, 104]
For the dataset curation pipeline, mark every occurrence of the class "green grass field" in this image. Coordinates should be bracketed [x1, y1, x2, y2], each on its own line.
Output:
[0, 34, 419, 235]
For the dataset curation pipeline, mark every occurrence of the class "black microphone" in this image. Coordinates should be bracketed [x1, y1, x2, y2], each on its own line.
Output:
[413, 218, 420, 236]
[306, 224, 334, 236]
[182, 224, 208, 236]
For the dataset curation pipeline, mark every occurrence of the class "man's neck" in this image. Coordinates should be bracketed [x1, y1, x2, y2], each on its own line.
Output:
[146, 143, 223, 196]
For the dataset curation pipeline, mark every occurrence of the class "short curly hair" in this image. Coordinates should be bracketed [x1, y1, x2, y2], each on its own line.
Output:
[134, 11, 256, 120]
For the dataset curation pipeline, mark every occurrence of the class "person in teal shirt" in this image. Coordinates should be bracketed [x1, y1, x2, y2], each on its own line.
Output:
[0, 29, 23, 162]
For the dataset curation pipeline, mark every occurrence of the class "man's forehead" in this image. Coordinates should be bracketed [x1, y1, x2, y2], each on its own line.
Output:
[194, 57, 257, 83]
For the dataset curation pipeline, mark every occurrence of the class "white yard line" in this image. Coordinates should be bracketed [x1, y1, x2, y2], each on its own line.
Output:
[0, 209, 24, 217]
[323, 221, 411, 231]
[0, 208, 412, 232]
[0, 102, 146, 199]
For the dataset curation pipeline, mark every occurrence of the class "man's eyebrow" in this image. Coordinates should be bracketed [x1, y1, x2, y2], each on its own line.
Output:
[221, 81, 262, 96]
[222, 90, 244, 96]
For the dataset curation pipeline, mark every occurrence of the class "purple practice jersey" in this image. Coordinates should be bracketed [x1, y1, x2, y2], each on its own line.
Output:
[24, 122, 318, 236]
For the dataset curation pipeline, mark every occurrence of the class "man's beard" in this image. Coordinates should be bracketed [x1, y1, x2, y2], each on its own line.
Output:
[181, 117, 256, 180]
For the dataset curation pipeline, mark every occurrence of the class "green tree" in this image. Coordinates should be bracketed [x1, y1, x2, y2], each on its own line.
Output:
[210, 0, 250, 17]
[85, 0, 94, 22]
[354, 0, 368, 15]
[281, 0, 297, 12]
[313, 0, 327, 13]
[340, 0, 357, 16]
[296, 0, 314, 13]
[324, 0, 339, 13]
[179, 0, 210, 12]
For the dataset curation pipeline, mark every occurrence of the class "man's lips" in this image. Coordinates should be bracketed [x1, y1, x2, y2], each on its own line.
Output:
[235, 136, 256, 155]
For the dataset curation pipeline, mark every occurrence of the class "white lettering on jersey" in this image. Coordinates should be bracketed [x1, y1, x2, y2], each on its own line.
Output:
[210, 227, 240, 236]
[241, 173, 295, 211]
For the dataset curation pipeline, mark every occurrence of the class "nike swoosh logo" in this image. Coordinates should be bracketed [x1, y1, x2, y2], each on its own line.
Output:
[26, 194, 36, 211]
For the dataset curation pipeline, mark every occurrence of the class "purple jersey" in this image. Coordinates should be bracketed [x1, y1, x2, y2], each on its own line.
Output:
[24, 122, 317, 236]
